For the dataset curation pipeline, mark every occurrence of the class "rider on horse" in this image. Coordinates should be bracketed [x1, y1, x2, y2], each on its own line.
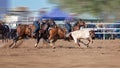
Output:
[41, 18, 49, 30]
[32, 19, 40, 35]
[64, 19, 72, 33]
[73, 19, 86, 30]
[48, 18, 57, 30]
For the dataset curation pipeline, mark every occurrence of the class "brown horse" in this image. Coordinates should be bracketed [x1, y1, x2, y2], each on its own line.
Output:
[72, 19, 86, 31]
[47, 26, 67, 48]
[9, 24, 35, 48]
[9, 23, 49, 48]
[9, 24, 29, 48]
[0, 21, 10, 43]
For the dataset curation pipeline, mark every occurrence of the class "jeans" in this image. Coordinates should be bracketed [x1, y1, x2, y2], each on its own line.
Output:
[65, 24, 71, 33]
[33, 21, 40, 33]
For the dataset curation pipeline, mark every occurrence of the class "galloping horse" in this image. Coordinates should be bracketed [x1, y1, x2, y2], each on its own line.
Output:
[0, 21, 10, 42]
[47, 26, 67, 48]
[9, 23, 49, 48]
[9, 24, 29, 48]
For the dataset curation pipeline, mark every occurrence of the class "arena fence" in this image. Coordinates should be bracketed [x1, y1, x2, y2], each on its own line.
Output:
[86, 23, 120, 39]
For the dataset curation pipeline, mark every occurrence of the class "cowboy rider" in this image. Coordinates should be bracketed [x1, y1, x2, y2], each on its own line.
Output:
[48, 18, 57, 30]
[64, 19, 72, 33]
[32, 19, 40, 35]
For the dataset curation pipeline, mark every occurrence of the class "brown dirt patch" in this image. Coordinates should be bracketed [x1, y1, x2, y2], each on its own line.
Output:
[0, 39, 120, 68]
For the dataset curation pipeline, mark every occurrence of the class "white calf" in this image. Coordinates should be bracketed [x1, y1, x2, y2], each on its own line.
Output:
[68, 29, 95, 47]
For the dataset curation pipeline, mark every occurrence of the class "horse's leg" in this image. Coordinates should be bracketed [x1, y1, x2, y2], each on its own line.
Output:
[2, 34, 6, 43]
[35, 39, 38, 48]
[35, 37, 40, 48]
[49, 37, 57, 49]
[1, 34, 3, 43]
[7, 33, 10, 42]
[5, 33, 9, 43]
[48, 35, 57, 49]
[2, 36, 4, 43]
[42, 39, 46, 47]
[35, 33, 41, 48]
[10, 30, 14, 39]
[1, 31, 4, 43]
[4, 33, 8, 42]
[10, 36, 19, 48]
[49, 40, 56, 49]
[48, 35, 52, 43]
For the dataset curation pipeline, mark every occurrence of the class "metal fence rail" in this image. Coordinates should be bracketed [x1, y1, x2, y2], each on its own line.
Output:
[86, 23, 120, 39]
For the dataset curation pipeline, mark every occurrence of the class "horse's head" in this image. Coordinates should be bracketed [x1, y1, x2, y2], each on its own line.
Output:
[72, 26, 80, 31]
[78, 20, 85, 27]
[72, 20, 86, 31]
[24, 25, 34, 37]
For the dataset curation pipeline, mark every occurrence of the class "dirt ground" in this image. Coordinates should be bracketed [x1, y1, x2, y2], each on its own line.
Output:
[0, 39, 120, 68]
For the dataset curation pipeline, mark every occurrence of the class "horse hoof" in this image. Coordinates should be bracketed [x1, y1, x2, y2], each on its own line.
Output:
[10, 45, 15, 49]
[78, 46, 81, 49]
[87, 45, 89, 48]
[34, 46, 37, 48]
[86, 46, 91, 48]
[52, 47, 56, 49]
[10, 43, 16, 49]
[34, 43, 38, 48]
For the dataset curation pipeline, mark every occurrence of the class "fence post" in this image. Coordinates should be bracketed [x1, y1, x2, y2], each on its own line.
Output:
[103, 27, 106, 40]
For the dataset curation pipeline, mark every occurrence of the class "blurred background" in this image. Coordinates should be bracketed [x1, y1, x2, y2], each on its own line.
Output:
[0, 0, 120, 22]
[0, 0, 120, 39]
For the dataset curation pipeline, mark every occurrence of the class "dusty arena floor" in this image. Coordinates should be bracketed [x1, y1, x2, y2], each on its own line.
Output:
[0, 39, 120, 68]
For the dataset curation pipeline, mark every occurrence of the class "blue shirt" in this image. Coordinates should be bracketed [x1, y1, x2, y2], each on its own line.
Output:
[33, 21, 40, 28]
[65, 23, 71, 30]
